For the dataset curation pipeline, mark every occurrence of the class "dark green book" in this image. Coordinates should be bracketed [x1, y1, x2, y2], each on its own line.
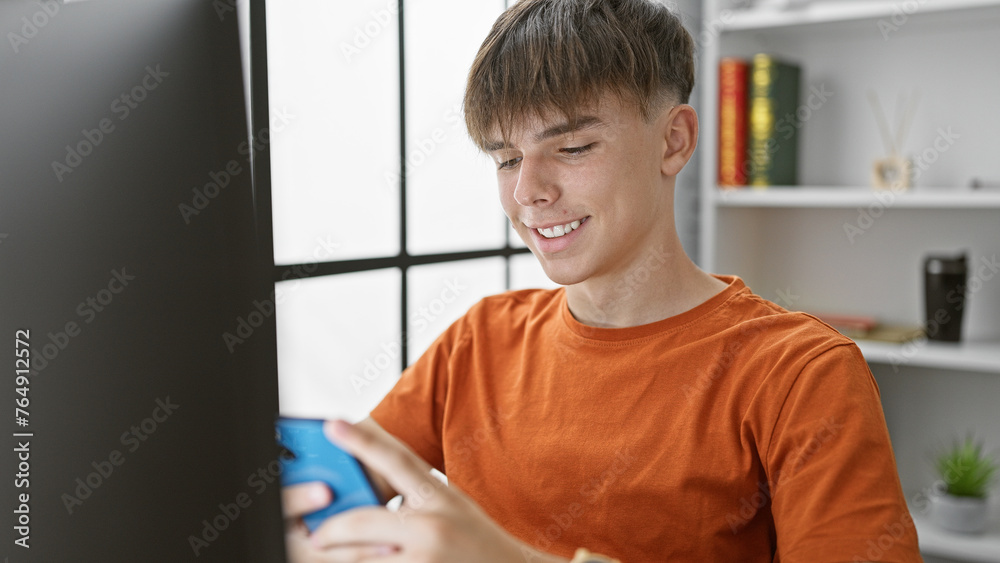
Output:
[747, 54, 801, 187]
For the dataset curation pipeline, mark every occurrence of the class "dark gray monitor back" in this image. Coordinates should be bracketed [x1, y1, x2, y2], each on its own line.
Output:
[1, 0, 285, 560]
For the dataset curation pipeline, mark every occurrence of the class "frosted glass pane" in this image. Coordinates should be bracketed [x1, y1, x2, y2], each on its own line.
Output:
[276, 270, 402, 422]
[405, 0, 507, 255]
[407, 257, 506, 362]
[268, 1, 400, 265]
[510, 252, 560, 291]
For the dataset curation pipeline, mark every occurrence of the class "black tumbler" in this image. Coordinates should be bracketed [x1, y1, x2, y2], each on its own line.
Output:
[923, 254, 967, 342]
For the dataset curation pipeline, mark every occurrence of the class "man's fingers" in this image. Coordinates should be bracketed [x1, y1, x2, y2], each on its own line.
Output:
[354, 418, 401, 501]
[310, 506, 411, 550]
[287, 522, 396, 563]
[282, 482, 332, 519]
[325, 420, 442, 506]
[321, 545, 400, 560]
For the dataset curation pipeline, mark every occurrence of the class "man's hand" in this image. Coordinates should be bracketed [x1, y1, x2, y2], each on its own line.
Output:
[282, 419, 570, 563]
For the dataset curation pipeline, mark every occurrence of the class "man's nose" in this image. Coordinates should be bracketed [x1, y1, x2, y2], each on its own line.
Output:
[512, 159, 559, 207]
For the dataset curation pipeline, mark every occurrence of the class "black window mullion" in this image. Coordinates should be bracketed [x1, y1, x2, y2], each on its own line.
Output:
[398, 0, 409, 370]
[272, 246, 530, 281]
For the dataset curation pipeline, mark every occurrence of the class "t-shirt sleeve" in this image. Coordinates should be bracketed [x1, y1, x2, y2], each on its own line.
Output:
[762, 342, 922, 562]
[368, 314, 468, 474]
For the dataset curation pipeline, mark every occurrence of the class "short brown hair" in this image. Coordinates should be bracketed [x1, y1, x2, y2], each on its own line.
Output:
[464, 0, 695, 151]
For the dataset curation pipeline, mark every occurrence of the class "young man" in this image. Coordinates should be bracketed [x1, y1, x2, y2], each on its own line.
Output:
[284, 0, 923, 561]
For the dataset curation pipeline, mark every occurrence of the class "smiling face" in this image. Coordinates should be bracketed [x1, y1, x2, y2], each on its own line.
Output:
[487, 96, 680, 287]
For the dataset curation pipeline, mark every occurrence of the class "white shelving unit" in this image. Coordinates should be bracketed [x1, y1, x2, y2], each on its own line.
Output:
[912, 504, 1000, 563]
[718, 0, 1000, 32]
[697, 2, 1000, 560]
[855, 339, 1000, 375]
[714, 187, 1000, 209]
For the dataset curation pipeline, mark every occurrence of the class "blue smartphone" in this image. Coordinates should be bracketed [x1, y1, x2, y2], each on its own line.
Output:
[275, 417, 386, 532]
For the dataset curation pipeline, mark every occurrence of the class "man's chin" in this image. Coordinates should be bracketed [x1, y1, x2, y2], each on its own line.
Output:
[537, 262, 588, 287]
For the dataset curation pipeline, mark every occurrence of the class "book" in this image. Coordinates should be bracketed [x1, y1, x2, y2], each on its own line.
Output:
[747, 53, 801, 187]
[809, 312, 878, 339]
[805, 311, 925, 344]
[718, 58, 749, 188]
[864, 325, 925, 344]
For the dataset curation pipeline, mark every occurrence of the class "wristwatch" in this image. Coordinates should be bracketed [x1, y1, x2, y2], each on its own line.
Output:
[570, 548, 621, 563]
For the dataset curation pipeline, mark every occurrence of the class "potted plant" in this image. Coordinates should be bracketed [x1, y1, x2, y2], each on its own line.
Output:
[929, 435, 997, 534]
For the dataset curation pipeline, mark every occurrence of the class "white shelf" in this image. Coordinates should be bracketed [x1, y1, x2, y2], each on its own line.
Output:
[699, 4, 1000, 556]
[912, 506, 1000, 562]
[714, 187, 1000, 209]
[719, 0, 1000, 32]
[856, 339, 1000, 374]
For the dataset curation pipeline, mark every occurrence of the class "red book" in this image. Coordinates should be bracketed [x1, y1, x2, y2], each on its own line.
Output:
[718, 58, 748, 188]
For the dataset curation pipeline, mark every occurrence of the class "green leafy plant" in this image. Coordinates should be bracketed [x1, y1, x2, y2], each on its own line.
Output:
[934, 435, 998, 498]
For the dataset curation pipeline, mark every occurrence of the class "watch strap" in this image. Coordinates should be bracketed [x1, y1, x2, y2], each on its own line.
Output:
[570, 548, 621, 563]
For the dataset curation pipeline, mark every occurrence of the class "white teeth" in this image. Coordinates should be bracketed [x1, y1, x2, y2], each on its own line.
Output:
[536, 218, 586, 239]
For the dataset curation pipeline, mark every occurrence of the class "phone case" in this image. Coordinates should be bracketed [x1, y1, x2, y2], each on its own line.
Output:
[275, 417, 384, 532]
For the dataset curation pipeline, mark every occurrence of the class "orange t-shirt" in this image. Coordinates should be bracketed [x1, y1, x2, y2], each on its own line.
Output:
[370, 276, 922, 562]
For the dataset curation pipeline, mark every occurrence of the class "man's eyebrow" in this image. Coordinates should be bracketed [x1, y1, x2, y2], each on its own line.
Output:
[534, 115, 605, 143]
[483, 139, 508, 153]
[483, 115, 606, 153]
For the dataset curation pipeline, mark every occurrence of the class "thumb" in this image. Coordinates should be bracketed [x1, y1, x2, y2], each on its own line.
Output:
[324, 420, 445, 508]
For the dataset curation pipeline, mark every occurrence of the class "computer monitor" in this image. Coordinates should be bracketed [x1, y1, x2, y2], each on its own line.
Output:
[0, 0, 285, 560]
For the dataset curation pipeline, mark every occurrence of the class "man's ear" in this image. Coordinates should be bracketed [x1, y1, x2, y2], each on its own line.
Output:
[660, 104, 698, 177]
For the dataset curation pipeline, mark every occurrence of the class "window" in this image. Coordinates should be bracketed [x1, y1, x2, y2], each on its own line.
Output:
[263, 0, 557, 420]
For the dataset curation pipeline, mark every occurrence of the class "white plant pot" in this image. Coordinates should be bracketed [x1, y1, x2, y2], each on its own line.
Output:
[929, 483, 989, 534]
